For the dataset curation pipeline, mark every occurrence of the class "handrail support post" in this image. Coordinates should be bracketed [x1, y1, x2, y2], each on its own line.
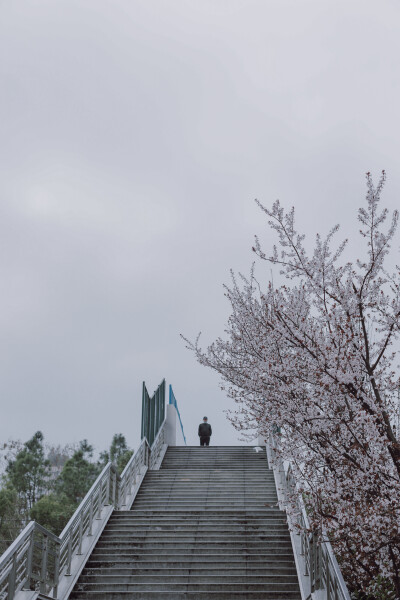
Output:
[39, 535, 49, 593]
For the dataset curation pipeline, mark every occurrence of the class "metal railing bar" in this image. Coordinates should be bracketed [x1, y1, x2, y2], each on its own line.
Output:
[0, 523, 36, 571]
[267, 433, 351, 600]
[150, 418, 167, 450]
[120, 438, 149, 479]
[324, 538, 350, 598]
[59, 463, 118, 539]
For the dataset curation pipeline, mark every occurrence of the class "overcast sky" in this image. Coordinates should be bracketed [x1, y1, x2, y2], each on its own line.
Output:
[1, 0, 399, 454]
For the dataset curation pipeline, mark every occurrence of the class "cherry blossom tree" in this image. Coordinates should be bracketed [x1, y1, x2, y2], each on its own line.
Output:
[185, 172, 400, 596]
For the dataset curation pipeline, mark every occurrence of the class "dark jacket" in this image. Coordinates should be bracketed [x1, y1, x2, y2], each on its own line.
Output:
[198, 423, 212, 437]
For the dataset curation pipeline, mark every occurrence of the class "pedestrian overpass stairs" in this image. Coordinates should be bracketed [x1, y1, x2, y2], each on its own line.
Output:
[70, 446, 301, 599]
[0, 383, 351, 600]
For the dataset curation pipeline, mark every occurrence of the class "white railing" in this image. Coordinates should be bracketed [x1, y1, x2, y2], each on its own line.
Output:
[117, 420, 167, 509]
[149, 418, 167, 469]
[58, 461, 119, 580]
[0, 420, 167, 600]
[0, 522, 59, 600]
[267, 433, 351, 600]
[118, 437, 149, 510]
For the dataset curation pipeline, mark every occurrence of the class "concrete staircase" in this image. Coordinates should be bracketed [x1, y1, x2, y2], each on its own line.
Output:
[69, 446, 301, 599]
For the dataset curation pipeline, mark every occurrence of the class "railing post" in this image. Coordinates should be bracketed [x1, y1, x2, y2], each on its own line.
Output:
[313, 534, 319, 591]
[88, 495, 94, 536]
[303, 533, 309, 576]
[66, 532, 73, 576]
[53, 542, 60, 598]
[333, 572, 338, 600]
[326, 554, 331, 600]
[105, 467, 111, 506]
[309, 535, 315, 591]
[118, 476, 127, 506]
[116, 472, 121, 510]
[96, 479, 102, 519]
[24, 528, 34, 590]
[318, 538, 323, 591]
[39, 535, 49, 593]
[8, 553, 17, 599]
[112, 469, 117, 506]
[129, 463, 134, 492]
[77, 511, 84, 555]
[127, 463, 133, 496]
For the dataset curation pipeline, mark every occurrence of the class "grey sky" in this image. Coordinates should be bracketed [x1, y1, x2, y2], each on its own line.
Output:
[1, 0, 399, 453]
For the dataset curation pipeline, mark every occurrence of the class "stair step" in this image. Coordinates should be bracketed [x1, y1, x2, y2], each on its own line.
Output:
[92, 544, 294, 552]
[70, 593, 300, 599]
[87, 556, 297, 567]
[106, 524, 285, 529]
[127, 503, 282, 515]
[81, 573, 298, 582]
[82, 567, 297, 575]
[86, 559, 297, 569]
[99, 533, 291, 541]
[73, 582, 301, 591]
[111, 513, 284, 516]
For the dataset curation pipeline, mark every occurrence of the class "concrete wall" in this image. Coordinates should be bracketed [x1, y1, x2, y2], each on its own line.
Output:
[165, 403, 186, 446]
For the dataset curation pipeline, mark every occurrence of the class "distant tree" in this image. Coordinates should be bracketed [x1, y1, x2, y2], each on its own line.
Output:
[1, 434, 108, 552]
[2, 432, 135, 553]
[46, 443, 76, 469]
[109, 434, 133, 473]
[6, 432, 50, 510]
[0, 439, 23, 477]
[55, 440, 100, 504]
[98, 450, 110, 468]
[30, 494, 75, 535]
[0, 480, 22, 553]
[117, 450, 133, 473]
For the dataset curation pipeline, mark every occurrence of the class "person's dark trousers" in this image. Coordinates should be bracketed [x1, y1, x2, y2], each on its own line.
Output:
[200, 436, 210, 446]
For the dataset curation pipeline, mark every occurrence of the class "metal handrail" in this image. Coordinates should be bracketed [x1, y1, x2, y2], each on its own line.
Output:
[0, 420, 167, 600]
[149, 418, 167, 469]
[58, 461, 119, 579]
[118, 437, 149, 509]
[267, 433, 351, 600]
[0, 521, 60, 600]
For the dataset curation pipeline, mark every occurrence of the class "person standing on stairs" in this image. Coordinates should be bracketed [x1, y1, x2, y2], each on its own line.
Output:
[198, 416, 212, 446]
